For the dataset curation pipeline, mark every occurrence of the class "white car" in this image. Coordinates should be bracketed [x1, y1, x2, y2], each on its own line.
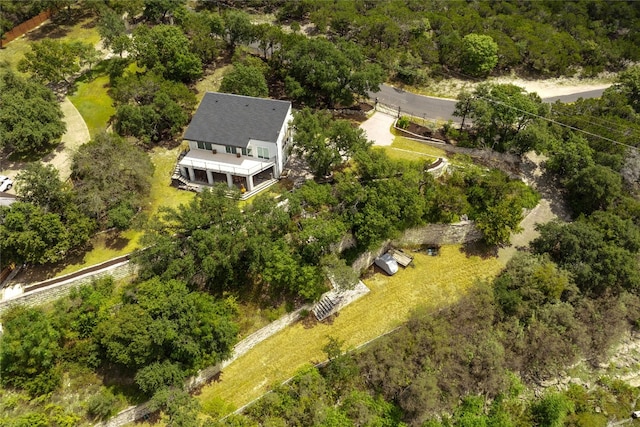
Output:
[0, 176, 13, 192]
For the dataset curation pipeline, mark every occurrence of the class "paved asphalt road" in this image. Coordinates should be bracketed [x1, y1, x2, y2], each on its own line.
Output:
[369, 84, 608, 122]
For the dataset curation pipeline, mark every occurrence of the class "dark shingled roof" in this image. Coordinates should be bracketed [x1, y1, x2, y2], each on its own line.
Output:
[184, 92, 291, 148]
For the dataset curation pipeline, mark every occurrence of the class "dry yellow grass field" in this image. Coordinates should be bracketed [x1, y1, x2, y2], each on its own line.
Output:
[197, 245, 503, 418]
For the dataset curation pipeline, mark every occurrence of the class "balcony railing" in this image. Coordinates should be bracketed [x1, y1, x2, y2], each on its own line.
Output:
[179, 151, 276, 177]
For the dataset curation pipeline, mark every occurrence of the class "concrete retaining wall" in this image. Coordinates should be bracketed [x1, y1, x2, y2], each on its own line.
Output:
[95, 402, 153, 427]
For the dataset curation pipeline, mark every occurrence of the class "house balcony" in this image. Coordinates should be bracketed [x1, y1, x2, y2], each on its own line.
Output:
[178, 149, 275, 177]
[176, 149, 278, 197]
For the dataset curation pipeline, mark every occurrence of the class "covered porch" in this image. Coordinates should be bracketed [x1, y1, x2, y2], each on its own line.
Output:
[177, 150, 276, 194]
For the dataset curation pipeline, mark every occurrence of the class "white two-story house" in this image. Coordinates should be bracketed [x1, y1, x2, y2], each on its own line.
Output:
[177, 92, 293, 195]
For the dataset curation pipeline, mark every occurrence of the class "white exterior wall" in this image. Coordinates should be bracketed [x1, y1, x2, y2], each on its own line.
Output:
[184, 104, 292, 180]
[187, 140, 226, 153]
[275, 106, 294, 177]
[247, 139, 277, 158]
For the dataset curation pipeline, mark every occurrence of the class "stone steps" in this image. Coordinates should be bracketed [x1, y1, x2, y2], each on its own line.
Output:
[313, 294, 341, 321]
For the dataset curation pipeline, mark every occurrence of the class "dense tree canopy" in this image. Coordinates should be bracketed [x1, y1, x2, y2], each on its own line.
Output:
[176, 9, 224, 65]
[454, 83, 548, 152]
[275, 35, 384, 107]
[71, 132, 154, 227]
[15, 162, 72, 214]
[97, 7, 130, 57]
[0, 201, 93, 265]
[112, 71, 196, 143]
[0, 306, 61, 396]
[532, 214, 640, 295]
[18, 39, 97, 84]
[566, 165, 623, 216]
[223, 10, 254, 53]
[142, 0, 185, 23]
[96, 278, 238, 376]
[131, 24, 202, 82]
[135, 185, 328, 301]
[459, 33, 499, 77]
[219, 63, 269, 98]
[282, 0, 640, 78]
[0, 0, 50, 36]
[0, 72, 66, 154]
[292, 108, 371, 178]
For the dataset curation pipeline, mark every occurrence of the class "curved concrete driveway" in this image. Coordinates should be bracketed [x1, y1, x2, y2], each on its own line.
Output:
[0, 97, 90, 188]
[360, 112, 395, 146]
[45, 97, 91, 180]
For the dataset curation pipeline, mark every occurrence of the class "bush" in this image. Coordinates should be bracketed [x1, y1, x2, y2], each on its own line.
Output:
[531, 393, 574, 427]
[397, 116, 410, 129]
[135, 361, 186, 396]
[87, 388, 122, 420]
[107, 202, 136, 230]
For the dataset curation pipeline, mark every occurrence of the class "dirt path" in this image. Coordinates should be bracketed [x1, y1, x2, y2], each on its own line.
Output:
[497, 151, 571, 263]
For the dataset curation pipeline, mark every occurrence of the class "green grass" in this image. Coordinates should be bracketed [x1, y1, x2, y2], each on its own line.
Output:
[197, 245, 504, 416]
[56, 147, 195, 276]
[0, 13, 100, 75]
[68, 73, 115, 138]
[381, 135, 447, 162]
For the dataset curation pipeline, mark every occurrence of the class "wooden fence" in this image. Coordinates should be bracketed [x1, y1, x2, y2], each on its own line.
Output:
[1, 9, 52, 47]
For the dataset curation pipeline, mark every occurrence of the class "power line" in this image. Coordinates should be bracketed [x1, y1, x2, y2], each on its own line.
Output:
[473, 94, 639, 152]
[434, 69, 639, 152]
[553, 111, 640, 142]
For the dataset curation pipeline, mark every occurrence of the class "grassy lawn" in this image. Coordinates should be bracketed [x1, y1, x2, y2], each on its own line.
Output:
[56, 147, 195, 276]
[0, 13, 100, 74]
[68, 73, 115, 138]
[381, 135, 447, 163]
[197, 245, 504, 418]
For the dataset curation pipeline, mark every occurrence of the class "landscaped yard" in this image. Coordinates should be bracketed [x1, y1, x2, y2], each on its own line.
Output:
[0, 12, 100, 74]
[68, 73, 115, 138]
[383, 135, 447, 162]
[56, 146, 195, 276]
[196, 245, 504, 418]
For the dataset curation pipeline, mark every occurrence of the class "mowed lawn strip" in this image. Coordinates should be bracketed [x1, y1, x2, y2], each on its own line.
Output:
[197, 246, 503, 416]
[388, 135, 447, 158]
[68, 74, 115, 138]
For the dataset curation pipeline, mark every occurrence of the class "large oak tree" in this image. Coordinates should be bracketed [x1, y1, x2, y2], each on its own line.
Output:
[0, 72, 66, 154]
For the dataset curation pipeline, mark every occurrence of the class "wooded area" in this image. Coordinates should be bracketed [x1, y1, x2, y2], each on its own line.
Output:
[1, 0, 640, 425]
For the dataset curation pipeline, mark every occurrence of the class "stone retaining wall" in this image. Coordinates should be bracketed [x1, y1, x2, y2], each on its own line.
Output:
[0, 261, 137, 315]
[351, 221, 481, 272]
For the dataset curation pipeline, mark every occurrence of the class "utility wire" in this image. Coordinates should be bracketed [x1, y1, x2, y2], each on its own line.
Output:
[473, 94, 639, 151]
[434, 68, 639, 151]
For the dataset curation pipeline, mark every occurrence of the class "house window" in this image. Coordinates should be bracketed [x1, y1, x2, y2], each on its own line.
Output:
[241, 147, 248, 156]
[257, 147, 269, 159]
[197, 141, 213, 150]
[225, 146, 237, 154]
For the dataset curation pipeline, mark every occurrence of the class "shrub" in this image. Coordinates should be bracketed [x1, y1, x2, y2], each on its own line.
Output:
[87, 388, 122, 420]
[397, 116, 410, 129]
